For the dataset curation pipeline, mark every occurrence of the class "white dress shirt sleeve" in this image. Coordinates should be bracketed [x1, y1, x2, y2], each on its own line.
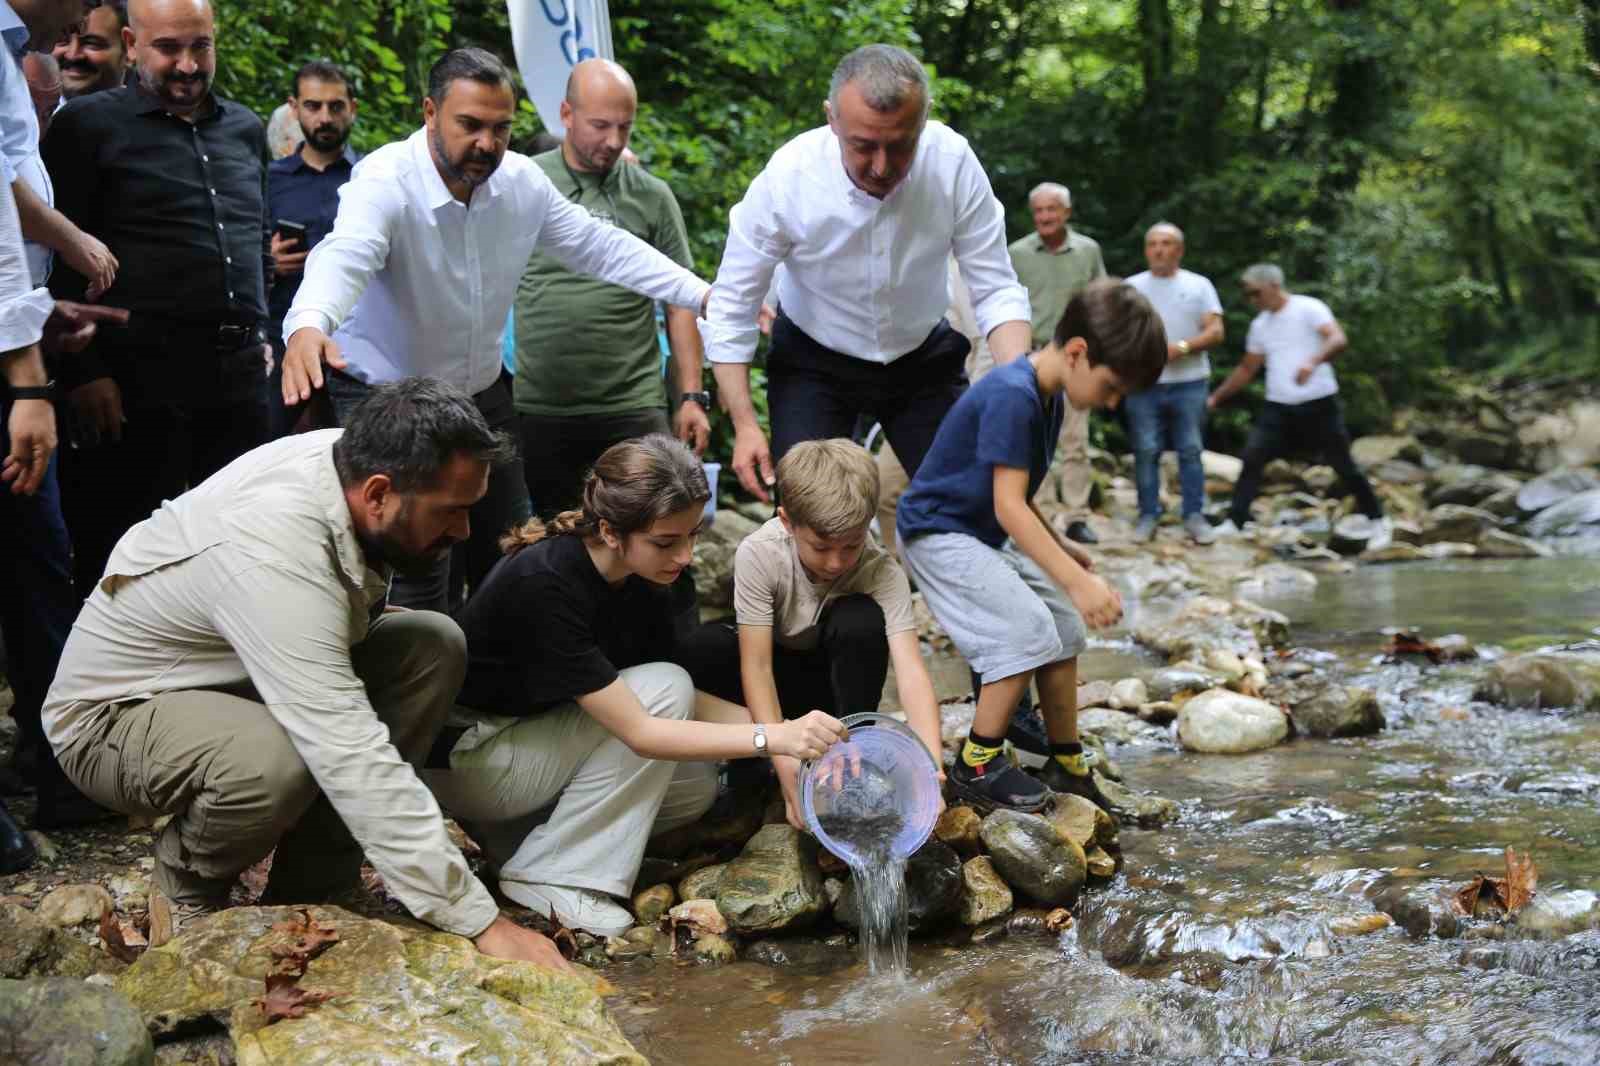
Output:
[281, 168, 399, 341]
[699, 165, 792, 365]
[0, 178, 51, 353]
[950, 155, 1031, 342]
[210, 558, 499, 939]
[532, 173, 709, 311]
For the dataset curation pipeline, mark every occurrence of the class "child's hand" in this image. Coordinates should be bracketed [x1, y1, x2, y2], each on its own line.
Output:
[1069, 572, 1124, 629]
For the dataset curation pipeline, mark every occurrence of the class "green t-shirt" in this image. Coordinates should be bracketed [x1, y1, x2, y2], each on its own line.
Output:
[513, 150, 693, 416]
[1008, 230, 1107, 348]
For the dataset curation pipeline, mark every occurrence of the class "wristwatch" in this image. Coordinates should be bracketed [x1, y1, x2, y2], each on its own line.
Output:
[680, 390, 712, 410]
[1176, 340, 1192, 356]
[7, 380, 54, 401]
[752, 723, 770, 757]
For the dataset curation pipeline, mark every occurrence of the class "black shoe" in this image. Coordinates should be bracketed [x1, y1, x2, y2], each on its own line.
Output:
[1065, 520, 1099, 545]
[1004, 708, 1050, 768]
[1035, 758, 1103, 804]
[948, 757, 1050, 814]
[1, 798, 36, 874]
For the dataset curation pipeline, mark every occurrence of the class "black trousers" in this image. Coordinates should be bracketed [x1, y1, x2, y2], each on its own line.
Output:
[59, 332, 270, 598]
[676, 595, 889, 718]
[520, 407, 670, 519]
[1229, 395, 1384, 525]
[767, 312, 969, 479]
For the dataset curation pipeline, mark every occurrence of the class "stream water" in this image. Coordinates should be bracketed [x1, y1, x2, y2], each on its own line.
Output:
[614, 556, 1600, 1065]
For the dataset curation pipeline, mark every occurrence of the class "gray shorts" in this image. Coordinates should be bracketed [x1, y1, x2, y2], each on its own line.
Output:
[901, 532, 1088, 682]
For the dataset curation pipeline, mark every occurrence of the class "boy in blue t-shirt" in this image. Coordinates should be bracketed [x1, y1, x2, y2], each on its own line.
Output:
[897, 280, 1167, 812]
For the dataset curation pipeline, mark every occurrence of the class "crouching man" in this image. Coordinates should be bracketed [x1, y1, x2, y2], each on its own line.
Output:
[42, 377, 567, 969]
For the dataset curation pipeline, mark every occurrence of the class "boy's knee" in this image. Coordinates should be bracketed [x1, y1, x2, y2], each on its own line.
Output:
[1011, 599, 1066, 666]
[823, 595, 884, 643]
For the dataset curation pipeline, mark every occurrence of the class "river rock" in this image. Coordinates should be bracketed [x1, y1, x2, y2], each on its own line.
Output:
[0, 903, 120, 980]
[0, 977, 154, 1066]
[115, 905, 643, 1064]
[1329, 514, 1379, 555]
[1504, 890, 1600, 940]
[1084, 846, 1118, 880]
[716, 824, 826, 934]
[606, 926, 661, 960]
[1516, 466, 1600, 515]
[1232, 562, 1318, 599]
[978, 810, 1086, 906]
[1352, 435, 1422, 466]
[1201, 450, 1242, 486]
[1362, 542, 1424, 564]
[834, 838, 962, 934]
[1137, 700, 1180, 725]
[631, 884, 674, 925]
[1108, 678, 1148, 711]
[1474, 648, 1600, 711]
[1177, 689, 1290, 753]
[1432, 633, 1479, 661]
[1078, 708, 1165, 746]
[1145, 664, 1228, 702]
[933, 806, 982, 856]
[1091, 770, 1179, 827]
[1135, 595, 1288, 662]
[691, 509, 761, 608]
[1428, 471, 1522, 508]
[1421, 504, 1498, 545]
[1475, 529, 1553, 559]
[1371, 881, 1461, 939]
[1076, 680, 1115, 710]
[677, 864, 726, 902]
[1526, 487, 1600, 537]
[958, 857, 1013, 926]
[692, 934, 737, 965]
[1371, 459, 1428, 485]
[36, 884, 114, 928]
[1292, 684, 1385, 738]
[1044, 792, 1117, 851]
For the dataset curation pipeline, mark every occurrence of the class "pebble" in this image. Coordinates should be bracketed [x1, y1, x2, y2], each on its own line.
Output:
[35, 883, 112, 927]
[632, 884, 675, 925]
[23, 831, 57, 864]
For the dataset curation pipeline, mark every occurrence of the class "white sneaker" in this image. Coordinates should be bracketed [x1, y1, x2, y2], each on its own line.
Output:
[501, 881, 635, 937]
[1365, 516, 1393, 552]
[1212, 519, 1241, 537]
[1184, 513, 1216, 545]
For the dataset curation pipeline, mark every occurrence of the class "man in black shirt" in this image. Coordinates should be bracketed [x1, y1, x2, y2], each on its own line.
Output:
[43, 0, 273, 595]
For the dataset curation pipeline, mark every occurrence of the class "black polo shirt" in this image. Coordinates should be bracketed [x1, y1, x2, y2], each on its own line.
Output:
[42, 85, 270, 384]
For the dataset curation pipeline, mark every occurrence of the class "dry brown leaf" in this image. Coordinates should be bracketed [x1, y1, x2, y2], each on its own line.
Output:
[256, 971, 334, 1024]
[1503, 847, 1537, 913]
[1383, 633, 1444, 663]
[99, 906, 144, 964]
[1045, 908, 1074, 933]
[1453, 875, 1492, 917]
[270, 908, 341, 963]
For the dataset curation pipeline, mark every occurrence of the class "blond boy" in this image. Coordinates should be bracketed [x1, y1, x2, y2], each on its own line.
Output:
[677, 439, 945, 828]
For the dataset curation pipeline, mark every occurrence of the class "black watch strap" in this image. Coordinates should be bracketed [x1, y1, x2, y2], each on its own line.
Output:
[8, 380, 54, 401]
[680, 390, 712, 409]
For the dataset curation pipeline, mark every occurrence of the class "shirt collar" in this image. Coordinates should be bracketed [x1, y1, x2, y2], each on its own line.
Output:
[281, 142, 359, 174]
[130, 82, 225, 120]
[316, 435, 389, 589]
[1029, 229, 1086, 255]
[0, 3, 28, 59]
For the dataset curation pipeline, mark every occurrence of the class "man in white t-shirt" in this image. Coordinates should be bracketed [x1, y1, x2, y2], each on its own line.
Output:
[1208, 263, 1388, 544]
[1125, 223, 1224, 544]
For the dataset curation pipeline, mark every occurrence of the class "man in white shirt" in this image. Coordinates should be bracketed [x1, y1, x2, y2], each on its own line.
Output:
[1125, 222, 1225, 544]
[280, 48, 708, 611]
[43, 378, 571, 970]
[701, 44, 1031, 501]
[1209, 262, 1388, 543]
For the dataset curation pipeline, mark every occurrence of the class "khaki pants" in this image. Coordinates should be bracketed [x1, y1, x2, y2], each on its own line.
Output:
[57, 611, 465, 909]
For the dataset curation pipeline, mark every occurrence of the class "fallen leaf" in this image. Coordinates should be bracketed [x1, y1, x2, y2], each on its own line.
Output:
[270, 909, 341, 963]
[1451, 847, 1538, 918]
[99, 906, 144, 964]
[1045, 908, 1074, 933]
[256, 971, 334, 1024]
[1502, 847, 1537, 914]
[1383, 632, 1443, 663]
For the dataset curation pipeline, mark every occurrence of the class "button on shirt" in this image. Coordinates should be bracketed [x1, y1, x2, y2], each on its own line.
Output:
[0, 1, 55, 285]
[42, 430, 499, 938]
[266, 144, 357, 340]
[701, 122, 1030, 366]
[283, 129, 710, 397]
[1008, 230, 1106, 348]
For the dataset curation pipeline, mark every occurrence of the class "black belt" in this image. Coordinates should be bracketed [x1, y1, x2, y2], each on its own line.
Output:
[119, 315, 265, 352]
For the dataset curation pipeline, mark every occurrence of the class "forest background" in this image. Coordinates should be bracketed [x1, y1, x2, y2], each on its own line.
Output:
[217, 0, 1600, 454]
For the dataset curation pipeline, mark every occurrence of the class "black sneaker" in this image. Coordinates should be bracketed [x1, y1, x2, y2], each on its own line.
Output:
[948, 757, 1050, 814]
[1035, 758, 1103, 804]
[1004, 708, 1050, 769]
[0, 798, 36, 875]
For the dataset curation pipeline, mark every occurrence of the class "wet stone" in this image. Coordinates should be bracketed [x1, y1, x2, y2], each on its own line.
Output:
[934, 805, 982, 856]
[0, 976, 154, 1066]
[1292, 684, 1385, 738]
[0, 903, 122, 980]
[979, 809, 1086, 907]
[692, 934, 737, 965]
[1091, 770, 1179, 828]
[36, 883, 114, 928]
[1371, 881, 1461, 940]
[631, 884, 674, 925]
[958, 857, 1013, 927]
[714, 824, 826, 934]
[1475, 648, 1600, 712]
[1043, 792, 1116, 852]
[677, 863, 727, 902]
[834, 838, 961, 934]
[1177, 689, 1290, 753]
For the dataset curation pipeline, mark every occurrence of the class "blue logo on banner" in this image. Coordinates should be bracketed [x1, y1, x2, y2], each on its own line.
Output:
[540, 0, 597, 66]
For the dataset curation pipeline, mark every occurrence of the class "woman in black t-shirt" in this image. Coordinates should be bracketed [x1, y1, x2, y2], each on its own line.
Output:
[429, 434, 846, 938]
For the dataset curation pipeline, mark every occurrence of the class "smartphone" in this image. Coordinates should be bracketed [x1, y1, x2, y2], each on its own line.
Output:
[273, 219, 308, 251]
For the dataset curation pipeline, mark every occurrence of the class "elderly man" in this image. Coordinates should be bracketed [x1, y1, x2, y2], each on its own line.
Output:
[1008, 181, 1105, 544]
[53, 1, 130, 99]
[514, 58, 708, 517]
[281, 48, 708, 611]
[702, 43, 1031, 501]
[45, 0, 275, 597]
[1125, 222, 1224, 543]
[43, 378, 571, 969]
[1210, 263, 1389, 547]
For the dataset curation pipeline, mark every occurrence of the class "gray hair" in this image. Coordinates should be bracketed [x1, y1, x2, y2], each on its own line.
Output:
[1147, 221, 1185, 244]
[1029, 182, 1071, 209]
[333, 378, 517, 493]
[828, 44, 930, 122]
[1240, 262, 1285, 288]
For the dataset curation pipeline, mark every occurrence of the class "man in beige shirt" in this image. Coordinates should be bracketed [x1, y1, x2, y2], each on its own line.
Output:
[43, 378, 567, 969]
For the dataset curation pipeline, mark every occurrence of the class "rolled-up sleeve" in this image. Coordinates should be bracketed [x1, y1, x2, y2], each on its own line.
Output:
[700, 167, 790, 365]
[950, 152, 1030, 340]
[282, 167, 398, 341]
[532, 174, 708, 311]
[210, 560, 498, 938]
[0, 179, 49, 353]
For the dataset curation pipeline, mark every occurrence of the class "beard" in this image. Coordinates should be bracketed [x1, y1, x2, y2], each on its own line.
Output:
[430, 125, 501, 188]
[301, 119, 351, 153]
[139, 64, 211, 110]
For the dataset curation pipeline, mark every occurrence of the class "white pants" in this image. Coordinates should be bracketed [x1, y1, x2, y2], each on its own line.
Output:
[426, 662, 718, 899]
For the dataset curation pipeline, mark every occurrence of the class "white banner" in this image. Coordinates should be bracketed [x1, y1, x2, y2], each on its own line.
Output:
[508, 0, 615, 136]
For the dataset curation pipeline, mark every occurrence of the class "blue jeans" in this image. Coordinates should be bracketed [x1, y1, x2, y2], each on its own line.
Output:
[1125, 379, 1208, 518]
